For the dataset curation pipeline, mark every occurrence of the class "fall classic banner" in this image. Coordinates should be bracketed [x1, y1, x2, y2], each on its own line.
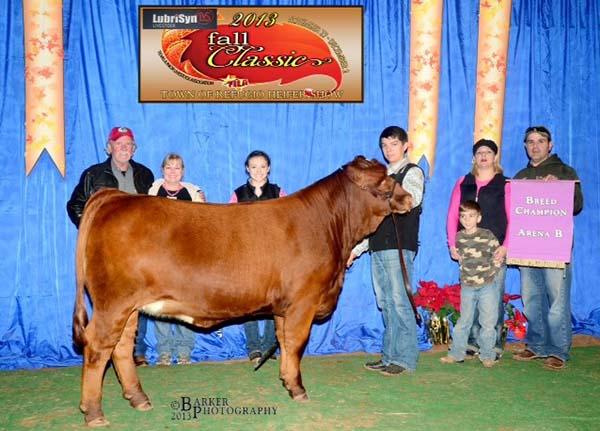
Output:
[506, 180, 576, 268]
[138, 6, 363, 102]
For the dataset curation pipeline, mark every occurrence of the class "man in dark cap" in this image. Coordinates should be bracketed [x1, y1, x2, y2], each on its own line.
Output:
[511, 126, 583, 370]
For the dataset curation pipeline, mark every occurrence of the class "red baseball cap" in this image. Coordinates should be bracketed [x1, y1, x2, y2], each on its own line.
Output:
[108, 126, 134, 142]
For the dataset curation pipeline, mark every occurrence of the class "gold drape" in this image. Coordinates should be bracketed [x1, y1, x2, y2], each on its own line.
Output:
[407, 0, 444, 175]
[24, 0, 64, 176]
[473, 0, 512, 151]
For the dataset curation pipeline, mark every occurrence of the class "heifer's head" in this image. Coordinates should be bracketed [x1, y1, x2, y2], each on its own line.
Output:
[344, 156, 412, 216]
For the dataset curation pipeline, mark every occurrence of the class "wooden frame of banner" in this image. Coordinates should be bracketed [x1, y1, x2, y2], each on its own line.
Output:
[506, 258, 566, 269]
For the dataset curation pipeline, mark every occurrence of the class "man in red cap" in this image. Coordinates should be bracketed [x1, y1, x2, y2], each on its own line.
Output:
[67, 126, 154, 366]
[67, 126, 154, 226]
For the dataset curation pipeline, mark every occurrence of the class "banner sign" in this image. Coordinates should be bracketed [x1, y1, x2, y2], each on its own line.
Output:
[139, 6, 363, 102]
[506, 180, 575, 268]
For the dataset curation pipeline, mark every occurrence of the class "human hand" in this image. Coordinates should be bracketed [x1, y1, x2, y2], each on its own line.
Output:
[198, 190, 206, 202]
[542, 174, 558, 181]
[346, 253, 357, 268]
[449, 247, 460, 261]
[494, 245, 507, 264]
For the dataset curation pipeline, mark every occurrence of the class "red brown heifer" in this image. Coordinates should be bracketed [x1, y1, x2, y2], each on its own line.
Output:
[73, 156, 412, 426]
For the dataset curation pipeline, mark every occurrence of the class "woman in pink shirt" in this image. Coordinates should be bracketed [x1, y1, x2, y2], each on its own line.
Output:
[446, 139, 510, 360]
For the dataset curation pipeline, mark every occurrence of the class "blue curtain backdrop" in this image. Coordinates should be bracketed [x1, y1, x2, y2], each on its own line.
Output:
[1, 0, 598, 369]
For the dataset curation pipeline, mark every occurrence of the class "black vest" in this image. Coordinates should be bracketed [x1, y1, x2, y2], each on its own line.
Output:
[369, 164, 423, 253]
[234, 181, 281, 202]
[459, 173, 508, 244]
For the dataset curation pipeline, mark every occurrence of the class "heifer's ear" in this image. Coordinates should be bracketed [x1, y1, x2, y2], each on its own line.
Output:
[345, 156, 387, 190]
[353, 155, 368, 165]
[345, 162, 368, 189]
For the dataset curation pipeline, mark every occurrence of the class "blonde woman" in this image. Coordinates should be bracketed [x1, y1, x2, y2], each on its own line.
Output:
[446, 139, 509, 360]
[148, 153, 205, 365]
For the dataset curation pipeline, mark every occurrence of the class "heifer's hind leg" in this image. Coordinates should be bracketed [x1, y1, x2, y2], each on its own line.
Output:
[111, 310, 152, 411]
[279, 304, 316, 401]
[80, 311, 127, 427]
[274, 316, 287, 380]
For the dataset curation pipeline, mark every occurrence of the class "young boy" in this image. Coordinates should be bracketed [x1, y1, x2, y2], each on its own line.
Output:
[441, 200, 501, 368]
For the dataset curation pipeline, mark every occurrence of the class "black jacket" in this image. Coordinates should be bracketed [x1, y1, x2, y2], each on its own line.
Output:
[66, 157, 154, 228]
[460, 173, 508, 244]
[234, 181, 281, 202]
[369, 164, 423, 253]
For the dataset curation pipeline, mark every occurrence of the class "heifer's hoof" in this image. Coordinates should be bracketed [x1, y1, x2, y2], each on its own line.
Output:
[134, 400, 153, 411]
[292, 392, 309, 402]
[85, 415, 110, 427]
[125, 391, 152, 411]
[81, 406, 109, 427]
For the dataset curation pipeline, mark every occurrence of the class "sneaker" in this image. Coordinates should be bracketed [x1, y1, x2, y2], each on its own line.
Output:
[249, 350, 262, 364]
[380, 364, 406, 376]
[512, 349, 541, 361]
[493, 347, 504, 360]
[481, 359, 496, 368]
[543, 356, 565, 370]
[177, 356, 191, 365]
[465, 350, 479, 360]
[364, 359, 386, 371]
[157, 355, 171, 366]
[134, 355, 148, 367]
[440, 355, 463, 364]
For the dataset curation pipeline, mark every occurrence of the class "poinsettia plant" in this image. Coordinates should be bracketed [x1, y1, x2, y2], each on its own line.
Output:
[414, 280, 461, 325]
[503, 293, 527, 339]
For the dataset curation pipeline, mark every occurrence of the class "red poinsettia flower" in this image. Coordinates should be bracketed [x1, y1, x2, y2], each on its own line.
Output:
[505, 309, 527, 340]
[443, 283, 461, 312]
[415, 281, 461, 323]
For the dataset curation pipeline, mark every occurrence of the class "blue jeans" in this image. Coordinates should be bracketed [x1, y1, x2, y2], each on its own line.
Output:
[134, 314, 148, 357]
[468, 265, 507, 353]
[449, 282, 499, 362]
[155, 320, 196, 359]
[371, 249, 418, 371]
[519, 265, 572, 361]
[244, 319, 276, 354]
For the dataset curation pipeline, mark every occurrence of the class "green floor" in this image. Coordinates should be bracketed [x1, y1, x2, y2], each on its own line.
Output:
[1, 347, 599, 430]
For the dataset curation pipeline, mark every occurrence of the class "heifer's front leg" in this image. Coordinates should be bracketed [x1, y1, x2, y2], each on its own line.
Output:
[80, 313, 123, 427]
[280, 304, 316, 401]
[111, 311, 152, 411]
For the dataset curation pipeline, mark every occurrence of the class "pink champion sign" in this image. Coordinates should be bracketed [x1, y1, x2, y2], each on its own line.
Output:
[507, 180, 575, 267]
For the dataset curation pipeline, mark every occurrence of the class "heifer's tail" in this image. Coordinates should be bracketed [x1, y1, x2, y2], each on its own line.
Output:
[72, 191, 116, 348]
[72, 213, 90, 349]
